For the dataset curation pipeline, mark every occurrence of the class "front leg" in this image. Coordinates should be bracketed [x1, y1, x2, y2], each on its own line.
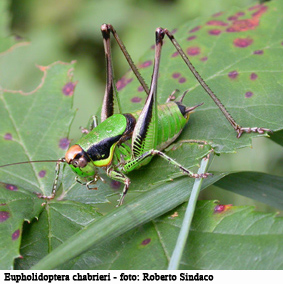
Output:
[107, 167, 131, 206]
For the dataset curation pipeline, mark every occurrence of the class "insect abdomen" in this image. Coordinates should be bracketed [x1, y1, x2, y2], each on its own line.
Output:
[129, 101, 189, 151]
[155, 102, 189, 150]
[112, 101, 189, 171]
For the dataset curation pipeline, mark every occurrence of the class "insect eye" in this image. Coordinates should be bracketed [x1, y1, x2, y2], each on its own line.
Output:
[71, 156, 88, 168]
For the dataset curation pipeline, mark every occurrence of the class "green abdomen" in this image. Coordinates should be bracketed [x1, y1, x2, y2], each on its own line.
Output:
[154, 102, 189, 151]
[113, 102, 190, 171]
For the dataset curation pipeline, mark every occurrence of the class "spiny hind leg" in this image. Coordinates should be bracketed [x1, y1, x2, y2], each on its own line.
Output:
[123, 149, 211, 179]
[150, 149, 211, 178]
[160, 28, 272, 138]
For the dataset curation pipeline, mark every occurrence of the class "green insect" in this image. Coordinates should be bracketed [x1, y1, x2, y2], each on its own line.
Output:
[0, 24, 271, 205]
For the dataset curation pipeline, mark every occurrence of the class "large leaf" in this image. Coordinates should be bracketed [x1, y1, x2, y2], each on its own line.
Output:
[0, 1, 283, 269]
[29, 200, 283, 270]
[117, 2, 283, 153]
[0, 37, 76, 267]
[215, 171, 283, 210]
[0, 184, 43, 269]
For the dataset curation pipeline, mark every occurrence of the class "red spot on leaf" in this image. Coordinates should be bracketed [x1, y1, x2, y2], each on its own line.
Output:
[236, 11, 245, 17]
[137, 85, 144, 92]
[252, 5, 268, 17]
[6, 184, 18, 191]
[187, 46, 200, 56]
[214, 204, 232, 213]
[233, 37, 253, 48]
[116, 77, 133, 91]
[178, 77, 186, 84]
[12, 229, 20, 241]
[59, 138, 70, 150]
[4, 133, 12, 140]
[206, 20, 228, 26]
[111, 180, 121, 190]
[189, 26, 201, 33]
[200, 56, 208, 62]
[131, 97, 142, 103]
[141, 238, 151, 246]
[38, 170, 46, 178]
[226, 18, 259, 32]
[171, 51, 179, 58]
[248, 4, 262, 11]
[62, 82, 76, 96]
[208, 29, 222, 36]
[187, 35, 196, 41]
[245, 91, 254, 98]
[226, 5, 266, 33]
[250, 73, 258, 80]
[253, 50, 264, 55]
[172, 73, 181, 79]
[138, 60, 152, 68]
[212, 12, 223, 17]
[171, 28, 177, 34]
[227, 15, 238, 21]
[0, 211, 10, 222]
[228, 70, 238, 79]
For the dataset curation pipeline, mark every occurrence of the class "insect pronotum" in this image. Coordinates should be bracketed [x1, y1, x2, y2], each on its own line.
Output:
[0, 24, 272, 205]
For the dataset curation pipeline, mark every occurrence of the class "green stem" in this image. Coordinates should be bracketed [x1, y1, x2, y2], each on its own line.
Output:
[168, 156, 210, 270]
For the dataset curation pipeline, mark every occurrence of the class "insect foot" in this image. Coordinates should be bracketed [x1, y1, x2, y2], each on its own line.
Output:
[236, 126, 273, 138]
[35, 192, 55, 200]
[191, 172, 212, 178]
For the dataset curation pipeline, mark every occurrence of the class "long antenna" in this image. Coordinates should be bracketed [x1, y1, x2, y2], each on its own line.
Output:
[0, 158, 65, 168]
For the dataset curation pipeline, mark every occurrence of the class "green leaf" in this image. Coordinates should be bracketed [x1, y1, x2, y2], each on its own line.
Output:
[31, 200, 283, 269]
[15, 200, 101, 269]
[117, 1, 283, 153]
[0, 184, 44, 269]
[0, 37, 76, 269]
[270, 129, 283, 147]
[215, 171, 283, 210]
[30, 174, 223, 270]
[1, 1, 283, 270]
[0, 58, 76, 197]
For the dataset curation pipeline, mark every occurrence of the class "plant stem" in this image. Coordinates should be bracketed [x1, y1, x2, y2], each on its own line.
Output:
[168, 155, 210, 270]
